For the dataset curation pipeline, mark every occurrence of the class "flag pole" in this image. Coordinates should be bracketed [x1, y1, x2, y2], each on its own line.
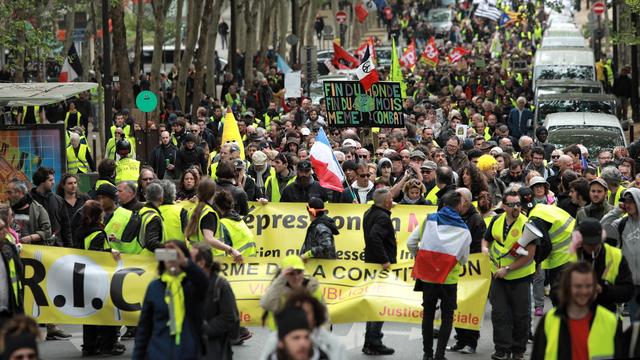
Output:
[322, 128, 358, 200]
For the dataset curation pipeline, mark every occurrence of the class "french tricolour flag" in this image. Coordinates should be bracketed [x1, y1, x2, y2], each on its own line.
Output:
[412, 207, 471, 284]
[310, 128, 345, 192]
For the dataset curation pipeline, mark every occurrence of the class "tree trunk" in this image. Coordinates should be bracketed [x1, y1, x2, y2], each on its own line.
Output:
[15, 18, 25, 82]
[206, 0, 222, 98]
[174, 0, 184, 68]
[151, 0, 171, 119]
[277, 0, 288, 56]
[177, 0, 204, 114]
[258, 0, 274, 69]
[111, 0, 134, 110]
[62, 10, 76, 56]
[298, 0, 310, 53]
[82, 11, 93, 81]
[243, 0, 260, 89]
[236, 0, 247, 53]
[132, 0, 144, 77]
[304, 0, 319, 49]
[191, 0, 215, 117]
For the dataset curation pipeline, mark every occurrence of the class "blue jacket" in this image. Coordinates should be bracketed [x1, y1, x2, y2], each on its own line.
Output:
[507, 107, 533, 139]
[133, 261, 209, 360]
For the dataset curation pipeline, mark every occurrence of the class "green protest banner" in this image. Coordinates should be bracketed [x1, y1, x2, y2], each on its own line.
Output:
[323, 81, 404, 128]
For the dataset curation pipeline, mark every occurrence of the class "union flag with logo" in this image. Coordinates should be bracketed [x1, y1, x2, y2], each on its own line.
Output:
[447, 46, 469, 64]
[420, 37, 439, 67]
[399, 40, 417, 71]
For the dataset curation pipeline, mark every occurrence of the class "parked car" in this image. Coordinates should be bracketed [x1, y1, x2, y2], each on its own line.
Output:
[545, 112, 627, 156]
[534, 79, 603, 99]
[426, 8, 454, 38]
[534, 93, 616, 127]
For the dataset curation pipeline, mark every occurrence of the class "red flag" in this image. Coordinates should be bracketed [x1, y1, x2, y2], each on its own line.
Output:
[354, 38, 376, 62]
[355, 2, 369, 23]
[447, 46, 469, 64]
[420, 37, 439, 66]
[355, 47, 379, 91]
[399, 40, 417, 70]
[331, 42, 360, 69]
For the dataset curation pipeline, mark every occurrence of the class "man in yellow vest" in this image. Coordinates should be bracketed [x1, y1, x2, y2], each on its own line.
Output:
[67, 132, 95, 174]
[482, 191, 536, 360]
[264, 153, 295, 203]
[114, 140, 140, 184]
[0, 218, 24, 326]
[157, 180, 188, 242]
[64, 101, 83, 131]
[525, 198, 576, 306]
[137, 182, 164, 253]
[574, 218, 633, 312]
[601, 166, 626, 207]
[17, 105, 45, 124]
[530, 261, 622, 360]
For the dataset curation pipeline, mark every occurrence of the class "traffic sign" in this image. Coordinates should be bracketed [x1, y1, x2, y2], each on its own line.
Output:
[592, 1, 605, 15]
[336, 10, 348, 24]
[136, 91, 157, 113]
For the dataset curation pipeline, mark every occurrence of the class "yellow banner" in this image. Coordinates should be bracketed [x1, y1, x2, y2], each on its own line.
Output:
[20, 203, 491, 330]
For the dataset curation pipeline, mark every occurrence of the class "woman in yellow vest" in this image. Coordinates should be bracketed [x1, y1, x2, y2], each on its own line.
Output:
[184, 178, 243, 263]
[214, 190, 256, 257]
[76, 200, 125, 356]
[531, 261, 622, 360]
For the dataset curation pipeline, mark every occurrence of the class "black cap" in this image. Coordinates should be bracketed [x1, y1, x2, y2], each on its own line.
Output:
[297, 160, 312, 171]
[578, 218, 603, 245]
[518, 187, 534, 210]
[96, 184, 117, 200]
[276, 306, 310, 340]
[308, 197, 325, 210]
[184, 133, 196, 144]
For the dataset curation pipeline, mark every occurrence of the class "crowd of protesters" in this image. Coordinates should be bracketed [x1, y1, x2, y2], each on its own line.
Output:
[2, 0, 640, 358]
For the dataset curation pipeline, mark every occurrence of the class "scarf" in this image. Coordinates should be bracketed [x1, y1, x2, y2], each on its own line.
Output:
[402, 195, 421, 204]
[161, 272, 187, 345]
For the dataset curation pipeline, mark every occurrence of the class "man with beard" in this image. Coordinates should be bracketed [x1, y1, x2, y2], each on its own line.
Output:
[264, 153, 295, 203]
[149, 130, 178, 179]
[30, 167, 72, 248]
[175, 133, 207, 176]
[281, 160, 328, 203]
[208, 105, 224, 137]
[340, 162, 374, 204]
[576, 178, 613, 224]
[534, 126, 555, 161]
[300, 198, 338, 260]
[421, 160, 438, 201]
[5, 180, 51, 245]
[525, 147, 554, 180]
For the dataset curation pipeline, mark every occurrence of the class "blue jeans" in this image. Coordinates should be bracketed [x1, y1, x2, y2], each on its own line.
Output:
[365, 321, 384, 347]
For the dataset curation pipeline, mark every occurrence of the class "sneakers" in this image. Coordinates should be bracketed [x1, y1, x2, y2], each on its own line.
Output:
[362, 344, 395, 355]
[231, 327, 253, 345]
[120, 327, 136, 340]
[446, 343, 464, 352]
[101, 343, 126, 356]
[512, 353, 525, 360]
[534, 307, 544, 316]
[491, 350, 511, 360]
[458, 346, 476, 354]
[46, 327, 72, 340]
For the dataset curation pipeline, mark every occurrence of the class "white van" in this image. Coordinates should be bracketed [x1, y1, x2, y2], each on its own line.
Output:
[533, 47, 595, 89]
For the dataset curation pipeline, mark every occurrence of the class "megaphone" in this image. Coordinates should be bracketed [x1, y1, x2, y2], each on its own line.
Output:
[510, 221, 543, 257]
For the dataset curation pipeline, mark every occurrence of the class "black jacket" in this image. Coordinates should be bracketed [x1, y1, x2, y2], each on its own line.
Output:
[363, 205, 397, 264]
[76, 225, 109, 252]
[461, 206, 485, 254]
[531, 303, 624, 360]
[201, 272, 239, 360]
[140, 204, 164, 252]
[436, 184, 456, 210]
[577, 246, 634, 312]
[30, 189, 72, 247]
[301, 214, 338, 259]
[0, 239, 24, 316]
[150, 143, 178, 180]
[280, 179, 328, 203]
[216, 179, 249, 216]
[175, 146, 207, 175]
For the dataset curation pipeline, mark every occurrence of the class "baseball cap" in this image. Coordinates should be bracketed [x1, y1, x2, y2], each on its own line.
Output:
[421, 160, 437, 170]
[252, 150, 268, 166]
[96, 184, 117, 200]
[378, 157, 392, 168]
[410, 150, 426, 160]
[297, 160, 312, 171]
[300, 128, 311, 136]
[281, 255, 305, 271]
[342, 139, 357, 148]
[578, 218, 603, 245]
[528, 176, 549, 189]
[589, 178, 608, 190]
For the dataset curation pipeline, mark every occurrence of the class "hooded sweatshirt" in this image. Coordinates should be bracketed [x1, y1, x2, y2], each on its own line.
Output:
[601, 187, 640, 285]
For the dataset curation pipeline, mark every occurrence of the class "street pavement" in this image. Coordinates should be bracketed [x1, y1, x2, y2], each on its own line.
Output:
[38, 299, 549, 359]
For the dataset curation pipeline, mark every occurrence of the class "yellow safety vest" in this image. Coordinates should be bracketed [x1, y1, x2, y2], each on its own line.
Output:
[110, 124, 132, 139]
[265, 284, 324, 330]
[138, 206, 163, 253]
[20, 106, 41, 124]
[187, 204, 222, 244]
[489, 213, 536, 280]
[94, 179, 116, 191]
[66, 144, 90, 174]
[265, 171, 295, 203]
[425, 186, 439, 205]
[8, 255, 21, 307]
[602, 243, 622, 284]
[543, 305, 617, 360]
[528, 204, 576, 270]
[607, 186, 625, 207]
[115, 157, 140, 184]
[209, 161, 219, 180]
[64, 111, 82, 129]
[159, 204, 186, 242]
[219, 217, 257, 257]
[105, 207, 141, 254]
[84, 230, 110, 251]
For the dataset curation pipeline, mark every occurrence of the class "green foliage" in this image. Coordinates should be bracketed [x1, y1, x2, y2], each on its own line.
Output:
[611, 8, 640, 45]
[124, 4, 177, 48]
[626, 0, 640, 13]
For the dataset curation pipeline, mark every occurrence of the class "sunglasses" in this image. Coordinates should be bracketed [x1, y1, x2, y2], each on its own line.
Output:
[376, 152, 384, 156]
[504, 202, 521, 208]
[551, 155, 560, 159]
[358, 174, 369, 178]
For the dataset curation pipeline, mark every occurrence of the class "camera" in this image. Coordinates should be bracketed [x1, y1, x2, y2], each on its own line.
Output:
[155, 249, 178, 262]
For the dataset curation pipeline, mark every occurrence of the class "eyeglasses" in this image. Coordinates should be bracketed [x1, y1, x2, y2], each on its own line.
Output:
[551, 155, 560, 159]
[504, 202, 521, 208]
[358, 174, 369, 178]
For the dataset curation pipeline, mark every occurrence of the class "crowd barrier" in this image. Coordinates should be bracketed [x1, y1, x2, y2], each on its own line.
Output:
[20, 202, 491, 330]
